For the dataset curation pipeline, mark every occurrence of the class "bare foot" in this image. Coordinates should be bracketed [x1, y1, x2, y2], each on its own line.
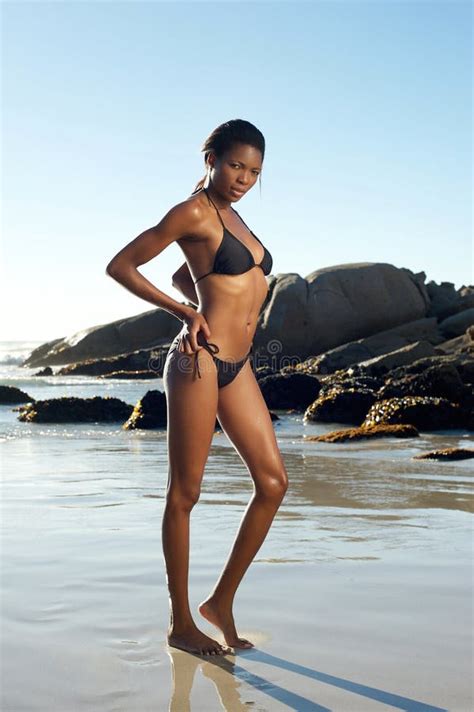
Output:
[167, 624, 230, 656]
[198, 598, 254, 649]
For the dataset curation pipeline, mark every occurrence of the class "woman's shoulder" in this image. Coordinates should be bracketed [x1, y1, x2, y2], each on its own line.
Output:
[167, 189, 210, 241]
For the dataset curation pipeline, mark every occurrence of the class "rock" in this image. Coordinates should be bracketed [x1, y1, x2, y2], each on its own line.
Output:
[99, 370, 160, 379]
[257, 372, 321, 410]
[439, 308, 474, 340]
[22, 308, 183, 368]
[0, 385, 34, 404]
[123, 390, 167, 429]
[426, 281, 474, 320]
[17, 396, 133, 423]
[304, 387, 377, 425]
[305, 423, 418, 442]
[413, 447, 474, 461]
[55, 346, 170, 377]
[33, 367, 53, 377]
[255, 263, 431, 366]
[386, 353, 472, 381]
[362, 396, 465, 430]
[355, 340, 439, 377]
[435, 329, 474, 358]
[319, 373, 384, 392]
[379, 362, 469, 403]
[379, 355, 474, 426]
[294, 318, 443, 375]
[254, 365, 278, 379]
[457, 359, 474, 384]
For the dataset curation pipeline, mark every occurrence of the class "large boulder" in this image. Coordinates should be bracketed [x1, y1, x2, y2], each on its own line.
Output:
[439, 308, 474, 339]
[0, 385, 34, 404]
[17, 396, 134, 423]
[23, 307, 182, 368]
[425, 281, 474, 320]
[294, 319, 443, 375]
[254, 263, 430, 367]
[21, 264, 473, 373]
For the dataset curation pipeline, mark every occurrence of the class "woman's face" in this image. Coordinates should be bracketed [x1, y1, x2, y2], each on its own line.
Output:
[209, 143, 263, 201]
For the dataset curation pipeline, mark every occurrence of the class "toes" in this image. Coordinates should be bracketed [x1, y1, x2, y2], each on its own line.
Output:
[237, 639, 254, 648]
[203, 646, 220, 656]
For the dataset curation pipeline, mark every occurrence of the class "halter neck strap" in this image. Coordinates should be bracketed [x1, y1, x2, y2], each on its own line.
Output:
[203, 187, 225, 228]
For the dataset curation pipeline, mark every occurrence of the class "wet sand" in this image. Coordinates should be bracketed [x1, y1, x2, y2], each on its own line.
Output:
[1, 419, 473, 710]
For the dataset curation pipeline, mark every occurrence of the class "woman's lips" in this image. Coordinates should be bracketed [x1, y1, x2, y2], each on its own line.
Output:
[230, 187, 245, 196]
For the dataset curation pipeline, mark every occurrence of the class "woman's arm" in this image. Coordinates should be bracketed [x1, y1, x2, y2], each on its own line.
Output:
[171, 261, 199, 307]
[105, 202, 197, 324]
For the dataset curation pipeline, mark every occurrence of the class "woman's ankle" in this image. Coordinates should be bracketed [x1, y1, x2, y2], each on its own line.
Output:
[201, 592, 234, 610]
[168, 615, 196, 634]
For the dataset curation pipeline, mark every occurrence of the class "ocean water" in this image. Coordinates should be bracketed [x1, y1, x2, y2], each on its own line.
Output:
[1, 340, 473, 710]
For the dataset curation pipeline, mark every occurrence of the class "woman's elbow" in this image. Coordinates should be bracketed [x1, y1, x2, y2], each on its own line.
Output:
[105, 261, 116, 277]
[106, 258, 127, 278]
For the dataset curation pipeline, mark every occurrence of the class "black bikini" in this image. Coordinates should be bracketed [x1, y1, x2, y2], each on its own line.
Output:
[167, 331, 255, 389]
[193, 187, 273, 284]
[168, 187, 273, 389]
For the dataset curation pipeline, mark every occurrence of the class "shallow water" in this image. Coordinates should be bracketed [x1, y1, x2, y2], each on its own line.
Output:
[1, 342, 473, 710]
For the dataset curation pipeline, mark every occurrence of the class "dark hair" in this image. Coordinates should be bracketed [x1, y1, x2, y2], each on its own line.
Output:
[191, 119, 265, 195]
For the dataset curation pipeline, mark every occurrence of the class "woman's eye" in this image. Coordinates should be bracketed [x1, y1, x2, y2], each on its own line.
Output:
[231, 163, 259, 175]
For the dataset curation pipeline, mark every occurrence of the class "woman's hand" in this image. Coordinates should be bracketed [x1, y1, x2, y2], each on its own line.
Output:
[178, 310, 212, 354]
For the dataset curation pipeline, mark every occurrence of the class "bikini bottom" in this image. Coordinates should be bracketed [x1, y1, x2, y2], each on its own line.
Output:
[168, 332, 253, 389]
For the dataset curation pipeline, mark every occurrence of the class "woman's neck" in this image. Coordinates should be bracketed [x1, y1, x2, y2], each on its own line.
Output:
[204, 182, 231, 211]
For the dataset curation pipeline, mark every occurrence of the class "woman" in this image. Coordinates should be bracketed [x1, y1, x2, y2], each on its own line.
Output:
[106, 119, 289, 657]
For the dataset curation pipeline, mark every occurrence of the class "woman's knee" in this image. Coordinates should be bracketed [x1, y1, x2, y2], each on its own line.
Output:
[165, 478, 202, 511]
[254, 465, 288, 502]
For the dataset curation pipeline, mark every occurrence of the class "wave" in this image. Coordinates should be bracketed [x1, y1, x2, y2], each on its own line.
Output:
[0, 354, 27, 366]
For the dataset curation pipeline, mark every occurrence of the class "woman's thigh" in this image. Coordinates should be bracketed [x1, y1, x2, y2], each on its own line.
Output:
[216, 360, 287, 490]
[163, 343, 219, 498]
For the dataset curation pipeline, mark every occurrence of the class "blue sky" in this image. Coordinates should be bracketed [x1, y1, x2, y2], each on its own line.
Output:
[2, 0, 472, 342]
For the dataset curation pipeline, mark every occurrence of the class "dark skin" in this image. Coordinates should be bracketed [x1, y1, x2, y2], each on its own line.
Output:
[106, 142, 288, 656]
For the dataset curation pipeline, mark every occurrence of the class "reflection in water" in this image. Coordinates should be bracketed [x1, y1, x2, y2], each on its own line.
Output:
[1, 418, 471, 710]
[166, 646, 448, 712]
[166, 646, 246, 712]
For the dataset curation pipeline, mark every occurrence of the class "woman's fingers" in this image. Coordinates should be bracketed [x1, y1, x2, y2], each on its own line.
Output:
[179, 336, 191, 354]
[181, 333, 201, 354]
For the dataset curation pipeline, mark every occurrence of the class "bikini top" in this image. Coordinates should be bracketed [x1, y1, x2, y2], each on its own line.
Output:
[193, 187, 273, 284]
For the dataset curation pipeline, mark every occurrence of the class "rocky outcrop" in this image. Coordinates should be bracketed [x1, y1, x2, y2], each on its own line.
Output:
[17, 396, 133, 423]
[54, 346, 170, 377]
[22, 308, 182, 368]
[99, 370, 160, 380]
[295, 325, 441, 376]
[254, 263, 431, 366]
[257, 372, 321, 410]
[33, 367, 53, 377]
[361, 395, 464, 430]
[297, 349, 473, 431]
[123, 390, 167, 429]
[413, 448, 474, 461]
[21, 265, 473, 383]
[305, 423, 418, 442]
[304, 387, 377, 425]
[0, 385, 34, 404]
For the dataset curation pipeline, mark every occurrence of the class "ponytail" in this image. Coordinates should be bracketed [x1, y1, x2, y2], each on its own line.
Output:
[191, 174, 207, 195]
